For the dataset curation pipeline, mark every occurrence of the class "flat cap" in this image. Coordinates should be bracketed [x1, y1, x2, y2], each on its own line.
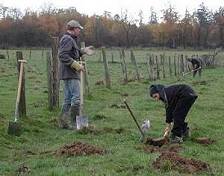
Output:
[67, 20, 83, 29]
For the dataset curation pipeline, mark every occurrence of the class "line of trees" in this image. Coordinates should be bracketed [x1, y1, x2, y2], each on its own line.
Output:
[0, 3, 224, 48]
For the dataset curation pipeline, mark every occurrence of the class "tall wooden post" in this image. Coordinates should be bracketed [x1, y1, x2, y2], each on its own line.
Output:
[174, 55, 177, 76]
[130, 50, 140, 81]
[47, 37, 59, 110]
[81, 42, 89, 95]
[29, 49, 32, 60]
[16, 51, 26, 117]
[119, 49, 128, 83]
[180, 54, 184, 74]
[102, 47, 111, 89]
[168, 56, 172, 77]
[155, 55, 160, 80]
[161, 54, 165, 78]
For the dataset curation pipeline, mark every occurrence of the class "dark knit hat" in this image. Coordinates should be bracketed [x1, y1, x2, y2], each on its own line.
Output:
[149, 84, 165, 97]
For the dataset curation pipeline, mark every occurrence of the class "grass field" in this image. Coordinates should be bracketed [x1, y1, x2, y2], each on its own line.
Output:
[0, 48, 224, 176]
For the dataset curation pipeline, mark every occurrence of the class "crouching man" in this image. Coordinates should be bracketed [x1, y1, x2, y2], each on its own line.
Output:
[149, 84, 198, 143]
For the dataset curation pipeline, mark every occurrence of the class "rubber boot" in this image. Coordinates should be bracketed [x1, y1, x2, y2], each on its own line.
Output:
[58, 112, 70, 129]
[70, 105, 80, 129]
[58, 104, 71, 129]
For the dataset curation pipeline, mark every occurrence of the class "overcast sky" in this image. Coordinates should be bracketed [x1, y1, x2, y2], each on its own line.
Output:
[0, 0, 223, 22]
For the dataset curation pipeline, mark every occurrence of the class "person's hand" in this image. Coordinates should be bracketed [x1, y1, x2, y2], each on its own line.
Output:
[70, 60, 85, 72]
[82, 46, 95, 56]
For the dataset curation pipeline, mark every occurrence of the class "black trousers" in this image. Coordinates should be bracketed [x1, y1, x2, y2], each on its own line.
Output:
[193, 65, 202, 77]
[171, 96, 197, 137]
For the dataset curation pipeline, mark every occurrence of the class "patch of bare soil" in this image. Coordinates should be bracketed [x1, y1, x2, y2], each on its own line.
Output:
[153, 152, 210, 173]
[194, 137, 215, 145]
[144, 137, 169, 147]
[55, 141, 105, 156]
[142, 144, 182, 154]
[110, 103, 126, 109]
[120, 93, 129, 97]
[16, 163, 31, 175]
[95, 80, 104, 85]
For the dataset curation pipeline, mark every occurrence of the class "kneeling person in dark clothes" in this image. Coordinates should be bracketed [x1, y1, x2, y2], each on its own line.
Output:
[149, 84, 198, 143]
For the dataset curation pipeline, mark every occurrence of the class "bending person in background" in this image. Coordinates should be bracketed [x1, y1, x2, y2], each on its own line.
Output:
[149, 84, 198, 144]
[187, 57, 202, 77]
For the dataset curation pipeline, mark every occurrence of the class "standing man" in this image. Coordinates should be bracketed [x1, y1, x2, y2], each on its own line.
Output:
[187, 57, 202, 77]
[149, 84, 198, 143]
[58, 20, 94, 129]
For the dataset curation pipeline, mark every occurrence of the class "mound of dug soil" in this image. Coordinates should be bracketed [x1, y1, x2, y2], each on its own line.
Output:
[153, 152, 210, 173]
[194, 137, 215, 145]
[55, 142, 105, 156]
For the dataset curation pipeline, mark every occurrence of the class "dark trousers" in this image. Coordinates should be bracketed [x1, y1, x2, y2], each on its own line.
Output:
[171, 96, 197, 137]
[193, 66, 202, 77]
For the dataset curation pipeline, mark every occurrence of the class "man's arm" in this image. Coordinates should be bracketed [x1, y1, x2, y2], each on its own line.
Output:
[58, 37, 74, 66]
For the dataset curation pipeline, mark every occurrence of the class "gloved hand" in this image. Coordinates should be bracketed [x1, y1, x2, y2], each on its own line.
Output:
[163, 123, 172, 137]
[70, 60, 84, 71]
[81, 46, 95, 56]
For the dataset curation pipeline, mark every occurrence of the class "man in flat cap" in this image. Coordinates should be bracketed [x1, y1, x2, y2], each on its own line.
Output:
[58, 20, 94, 129]
[149, 84, 198, 143]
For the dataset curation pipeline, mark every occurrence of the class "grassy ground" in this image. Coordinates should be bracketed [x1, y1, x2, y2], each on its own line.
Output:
[0, 48, 224, 176]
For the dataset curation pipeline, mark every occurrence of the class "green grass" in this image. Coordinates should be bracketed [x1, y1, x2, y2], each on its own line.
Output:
[0, 48, 224, 175]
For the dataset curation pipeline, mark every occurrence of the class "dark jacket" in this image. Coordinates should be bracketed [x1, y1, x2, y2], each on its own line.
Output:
[58, 32, 83, 80]
[189, 58, 202, 69]
[158, 84, 197, 123]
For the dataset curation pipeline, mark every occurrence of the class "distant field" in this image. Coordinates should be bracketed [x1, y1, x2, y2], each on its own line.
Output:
[0, 48, 224, 176]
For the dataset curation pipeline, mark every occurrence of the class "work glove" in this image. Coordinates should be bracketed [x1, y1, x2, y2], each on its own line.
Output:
[70, 60, 84, 71]
[81, 46, 95, 56]
[163, 123, 172, 137]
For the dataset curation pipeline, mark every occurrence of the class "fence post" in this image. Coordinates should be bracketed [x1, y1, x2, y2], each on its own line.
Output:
[6, 49, 9, 61]
[81, 42, 89, 95]
[168, 56, 172, 77]
[130, 49, 140, 80]
[102, 47, 111, 89]
[16, 51, 26, 117]
[46, 37, 59, 110]
[155, 55, 160, 80]
[180, 54, 184, 74]
[174, 55, 177, 76]
[119, 49, 128, 83]
[29, 49, 32, 60]
[162, 54, 165, 78]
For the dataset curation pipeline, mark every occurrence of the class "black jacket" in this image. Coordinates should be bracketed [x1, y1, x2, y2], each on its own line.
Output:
[58, 32, 83, 80]
[158, 84, 197, 123]
[189, 58, 202, 69]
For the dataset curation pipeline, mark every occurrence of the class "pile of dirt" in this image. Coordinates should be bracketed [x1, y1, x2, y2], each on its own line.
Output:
[194, 137, 215, 145]
[144, 137, 169, 147]
[55, 141, 105, 156]
[153, 152, 210, 173]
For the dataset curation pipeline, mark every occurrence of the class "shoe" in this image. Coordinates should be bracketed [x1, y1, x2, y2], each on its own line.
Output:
[58, 112, 71, 129]
[170, 135, 183, 144]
